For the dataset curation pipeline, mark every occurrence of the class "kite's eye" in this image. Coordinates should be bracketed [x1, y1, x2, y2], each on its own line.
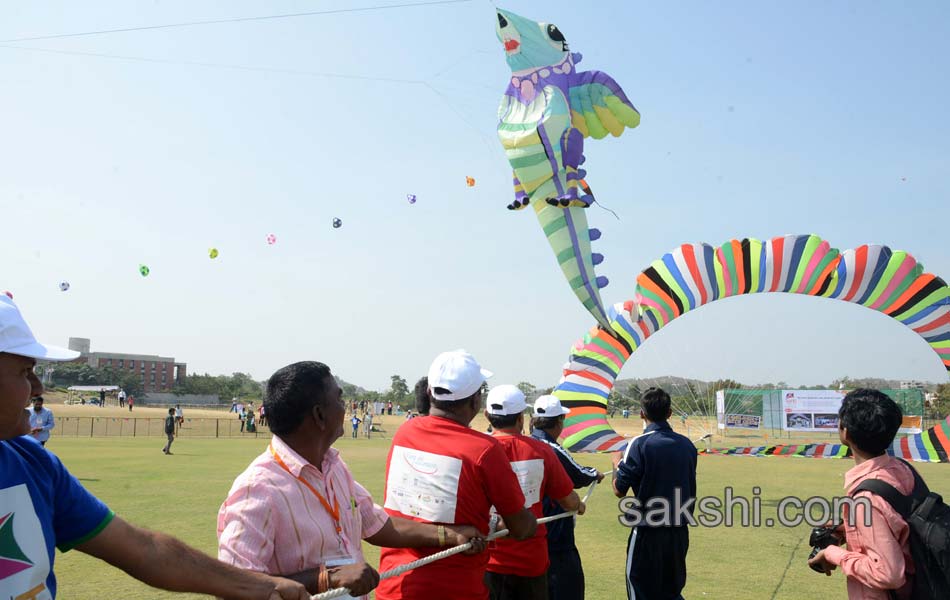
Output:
[497, 12, 508, 28]
[547, 24, 565, 42]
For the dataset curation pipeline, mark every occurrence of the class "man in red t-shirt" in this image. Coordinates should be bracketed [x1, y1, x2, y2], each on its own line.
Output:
[485, 385, 582, 600]
[377, 350, 537, 600]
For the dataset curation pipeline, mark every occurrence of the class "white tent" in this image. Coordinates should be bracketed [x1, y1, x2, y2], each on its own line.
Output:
[66, 385, 120, 406]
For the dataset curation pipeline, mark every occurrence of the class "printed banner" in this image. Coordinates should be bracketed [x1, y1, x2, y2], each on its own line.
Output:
[725, 414, 761, 430]
[782, 389, 846, 432]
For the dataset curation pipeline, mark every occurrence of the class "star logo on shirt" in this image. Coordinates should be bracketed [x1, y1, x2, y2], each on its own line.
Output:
[0, 512, 34, 580]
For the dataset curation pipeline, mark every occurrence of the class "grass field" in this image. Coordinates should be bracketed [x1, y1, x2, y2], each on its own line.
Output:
[47, 415, 950, 600]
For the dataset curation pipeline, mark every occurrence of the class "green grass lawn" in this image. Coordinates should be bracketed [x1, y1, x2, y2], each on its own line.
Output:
[49, 435, 950, 599]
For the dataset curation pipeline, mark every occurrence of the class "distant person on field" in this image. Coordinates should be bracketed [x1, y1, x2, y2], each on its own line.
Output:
[29, 395, 55, 447]
[376, 350, 536, 600]
[351, 413, 362, 438]
[245, 404, 257, 433]
[363, 411, 373, 439]
[99, 387, 106, 407]
[230, 398, 238, 413]
[0, 295, 308, 599]
[387, 400, 393, 416]
[175, 404, 184, 428]
[531, 395, 605, 600]
[217, 361, 485, 598]
[259, 403, 267, 428]
[484, 386, 581, 600]
[118, 388, 126, 407]
[127, 395, 133, 411]
[413, 376, 430, 417]
[163, 408, 176, 455]
[807, 389, 915, 598]
[612, 387, 697, 600]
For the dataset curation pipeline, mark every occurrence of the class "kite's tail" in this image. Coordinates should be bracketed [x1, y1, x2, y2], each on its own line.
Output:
[533, 201, 611, 329]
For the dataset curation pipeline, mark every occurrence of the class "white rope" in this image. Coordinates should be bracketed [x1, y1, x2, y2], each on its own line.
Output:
[311, 475, 607, 599]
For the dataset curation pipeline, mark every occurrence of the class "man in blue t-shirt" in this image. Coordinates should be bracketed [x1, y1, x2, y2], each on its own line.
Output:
[0, 295, 309, 600]
[612, 387, 697, 600]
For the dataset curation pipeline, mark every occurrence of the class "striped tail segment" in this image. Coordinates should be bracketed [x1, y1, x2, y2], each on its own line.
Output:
[886, 417, 950, 463]
[534, 201, 611, 329]
[553, 234, 950, 453]
[700, 422, 950, 463]
[701, 444, 853, 459]
[635, 235, 950, 372]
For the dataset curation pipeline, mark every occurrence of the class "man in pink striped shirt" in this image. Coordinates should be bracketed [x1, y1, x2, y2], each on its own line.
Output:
[808, 389, 915, 600]
[218, 361, 485, 598]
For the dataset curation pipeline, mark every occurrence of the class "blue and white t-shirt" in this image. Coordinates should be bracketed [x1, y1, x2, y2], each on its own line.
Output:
[0, 436, 113, 599]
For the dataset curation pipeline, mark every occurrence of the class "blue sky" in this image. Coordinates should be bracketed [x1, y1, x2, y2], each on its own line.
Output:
[1, 0, 948, 391]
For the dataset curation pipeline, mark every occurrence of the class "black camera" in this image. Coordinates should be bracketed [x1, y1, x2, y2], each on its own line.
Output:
[807, 526, 842, 572]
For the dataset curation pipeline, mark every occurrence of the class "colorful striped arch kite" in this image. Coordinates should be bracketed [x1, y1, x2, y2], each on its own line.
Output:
[553, 234, 950, 454]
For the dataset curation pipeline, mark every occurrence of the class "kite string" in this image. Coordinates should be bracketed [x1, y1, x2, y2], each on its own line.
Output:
[311, 475, 607, 600]
[0, 0, 475, 44]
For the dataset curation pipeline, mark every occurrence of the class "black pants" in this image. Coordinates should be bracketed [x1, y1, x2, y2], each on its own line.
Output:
[485, 571, 548, 600]
[547, 547, 584, 600]
[626, 527, 688, 600]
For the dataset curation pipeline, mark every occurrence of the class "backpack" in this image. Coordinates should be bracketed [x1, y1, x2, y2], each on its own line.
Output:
[852, 458, 950, 599]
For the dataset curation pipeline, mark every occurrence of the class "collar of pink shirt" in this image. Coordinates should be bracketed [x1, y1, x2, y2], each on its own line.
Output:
[843, 454, 913, 494]
[270, 434, 339, 477]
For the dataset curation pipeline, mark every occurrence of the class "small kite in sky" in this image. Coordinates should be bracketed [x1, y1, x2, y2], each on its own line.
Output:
[266, 233, 277, 245]
[59, 281, 70, 292]
[139, 265, 150, 277]
[209, 248, 219, 259]
[407, 194, 417, 204]
[332, 218, 343, 229]
[465, 176, 476, 187]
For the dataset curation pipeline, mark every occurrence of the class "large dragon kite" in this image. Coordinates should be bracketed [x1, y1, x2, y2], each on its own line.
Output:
[495, 8, 640, 329]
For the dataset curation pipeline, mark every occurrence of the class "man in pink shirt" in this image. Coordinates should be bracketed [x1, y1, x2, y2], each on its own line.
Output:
[809, 388, 915, 599]
[218, 361, 485, 598]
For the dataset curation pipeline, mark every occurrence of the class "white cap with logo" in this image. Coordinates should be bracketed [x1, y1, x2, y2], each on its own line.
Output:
[485, 384, 526, 415]
[533, 394, 572, 417]
[427, 349, 493, 401]
[0, 296, 78, 361]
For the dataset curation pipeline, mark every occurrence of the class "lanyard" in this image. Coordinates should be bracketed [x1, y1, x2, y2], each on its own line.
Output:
[269, 444, 342, 536]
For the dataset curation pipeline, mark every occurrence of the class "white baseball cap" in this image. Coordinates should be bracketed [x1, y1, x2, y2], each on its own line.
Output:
[427, 349, 493, 401]
[533, 394, 571, 417]
[485, 384, 526, 415]
[0, 295, 79, 361]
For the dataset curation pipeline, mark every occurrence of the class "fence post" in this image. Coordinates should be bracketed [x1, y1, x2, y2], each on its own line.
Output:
[133, 419, 137, 437]
[90, 418, 94, 438]
[216, 419, 219, 439]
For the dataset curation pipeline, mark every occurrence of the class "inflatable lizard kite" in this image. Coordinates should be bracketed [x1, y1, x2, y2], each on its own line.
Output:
[496, 8, 640, 328]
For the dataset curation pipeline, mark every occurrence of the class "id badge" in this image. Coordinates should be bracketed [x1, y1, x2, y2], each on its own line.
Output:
[325, 555, 358, 600]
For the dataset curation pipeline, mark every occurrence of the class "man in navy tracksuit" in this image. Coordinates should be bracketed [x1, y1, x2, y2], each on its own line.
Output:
[530, 395, 605, 600]
[612, 387, 697, 600]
